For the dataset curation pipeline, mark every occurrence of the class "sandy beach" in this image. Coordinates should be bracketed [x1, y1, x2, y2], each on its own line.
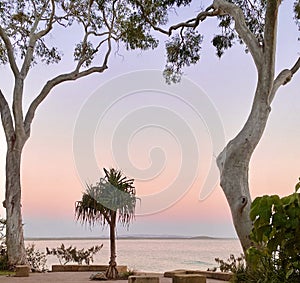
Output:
[0, 272, 228, 283]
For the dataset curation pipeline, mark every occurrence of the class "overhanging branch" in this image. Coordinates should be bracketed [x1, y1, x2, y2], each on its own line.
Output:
[24, 63, 108, 136]
[168, 5, 219, 34]
[212, 0, 263, 70]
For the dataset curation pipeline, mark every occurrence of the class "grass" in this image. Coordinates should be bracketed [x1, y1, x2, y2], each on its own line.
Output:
[0, 270, 15, 276]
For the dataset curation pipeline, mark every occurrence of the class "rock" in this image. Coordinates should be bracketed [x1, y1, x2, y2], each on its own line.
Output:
[89, 272, 108, 281]
[128, 276, 159, 283]
[15, 265, 30, 277]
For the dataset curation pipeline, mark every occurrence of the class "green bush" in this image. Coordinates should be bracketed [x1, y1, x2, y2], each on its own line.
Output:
[216, 179, 300, 283]
[246, 178, 300, 282]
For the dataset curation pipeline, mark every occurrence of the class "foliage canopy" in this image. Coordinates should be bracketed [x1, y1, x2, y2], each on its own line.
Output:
[130, 0, 300, 82]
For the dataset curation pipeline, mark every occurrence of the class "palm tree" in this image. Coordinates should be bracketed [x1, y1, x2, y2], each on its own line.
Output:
[75, 168, 137, 279]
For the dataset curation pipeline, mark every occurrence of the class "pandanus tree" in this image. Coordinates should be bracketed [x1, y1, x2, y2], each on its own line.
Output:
[75, 168, 137, 279]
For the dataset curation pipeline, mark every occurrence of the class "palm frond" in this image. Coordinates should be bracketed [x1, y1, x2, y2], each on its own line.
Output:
[75, 168, 137, 228]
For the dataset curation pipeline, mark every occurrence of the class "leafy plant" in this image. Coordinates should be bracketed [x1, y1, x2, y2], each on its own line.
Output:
[46, 244, 103, 265]
[26, 244, 47, 272]
[215, 254, 247, 282]
[215, 179, 300, 282]
[246, 178, 300, 282]
[118, 268, 135, 279]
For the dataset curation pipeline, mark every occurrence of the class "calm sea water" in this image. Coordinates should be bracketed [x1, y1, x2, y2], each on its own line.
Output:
[25, 238, 242, 273]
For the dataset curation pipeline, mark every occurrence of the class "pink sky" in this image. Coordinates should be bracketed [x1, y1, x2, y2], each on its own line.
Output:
[0, 1, 300, 238]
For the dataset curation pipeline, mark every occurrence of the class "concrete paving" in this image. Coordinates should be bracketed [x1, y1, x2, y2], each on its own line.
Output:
[0, 272, 229, 283]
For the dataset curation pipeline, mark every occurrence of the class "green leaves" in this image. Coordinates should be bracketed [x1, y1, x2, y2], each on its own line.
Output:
[164, 28, 202, 83]
[119, 13, 159, 51]
[0, 0, 169, 69]
[74, 41, 95, 67]
[247, 178, 300, 281]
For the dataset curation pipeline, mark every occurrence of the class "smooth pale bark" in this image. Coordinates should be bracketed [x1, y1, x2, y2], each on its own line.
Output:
[0, 88, 29, 266]
[106, 212, 118, 279]
[5, 148, 28, 266]
[217, 83, 271, 252]
[215, 0, 280, 252]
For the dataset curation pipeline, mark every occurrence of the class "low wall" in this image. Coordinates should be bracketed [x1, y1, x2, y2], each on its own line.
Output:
[52, 264, 127, 273]
[164, 269, 232, 281]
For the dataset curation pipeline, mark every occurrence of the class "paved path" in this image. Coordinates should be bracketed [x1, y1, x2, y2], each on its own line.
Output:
[0, 272, 228, 283]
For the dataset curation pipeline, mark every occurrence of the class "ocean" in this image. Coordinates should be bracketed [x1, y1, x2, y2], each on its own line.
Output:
[25, 238, 243, 272]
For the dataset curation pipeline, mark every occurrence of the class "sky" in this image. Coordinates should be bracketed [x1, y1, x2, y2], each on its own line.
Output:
[0, 1, 300, 239]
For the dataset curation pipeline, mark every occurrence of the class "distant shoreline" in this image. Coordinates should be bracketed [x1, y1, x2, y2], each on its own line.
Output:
[25, 236, 237, 241]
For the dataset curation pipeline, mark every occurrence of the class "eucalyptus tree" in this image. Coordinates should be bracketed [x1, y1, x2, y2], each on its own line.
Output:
[75, 168, 137, 279]
[0, 0, 159, 266]
[133, 0, 300, 252]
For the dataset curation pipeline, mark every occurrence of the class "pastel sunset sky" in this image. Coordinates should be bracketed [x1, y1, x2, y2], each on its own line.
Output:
[0, 1, 299, 238]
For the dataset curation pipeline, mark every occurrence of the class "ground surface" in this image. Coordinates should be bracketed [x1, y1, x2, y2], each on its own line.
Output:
[0, 272, 228, 283]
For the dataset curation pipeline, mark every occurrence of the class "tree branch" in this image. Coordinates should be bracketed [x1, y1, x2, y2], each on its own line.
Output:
[139, 0, 263, 70]
[35, 0, 55, 39]
[168, 5, 219, 34]
[212, 0, 263, 70]
[20, 0, 55, 79]
[269, 56, 300, 103]
[0, 27, 19, 77]
[24, 63, 109, 136]
[263, 0, 280, 88]
[291, 56, 300, 75]
[0, 89, 15, 145]
[134, 0, 169, 35]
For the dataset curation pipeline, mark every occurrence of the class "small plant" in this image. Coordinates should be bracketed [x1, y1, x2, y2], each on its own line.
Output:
[215, 254, 247, 282]
[46, 243, 103, 265]
[118, 268, 135, 279]
[26, 244, 47, 272]
[0, 218, 8, 271]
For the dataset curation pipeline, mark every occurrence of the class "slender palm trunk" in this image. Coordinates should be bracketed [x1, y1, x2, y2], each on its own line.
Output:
[106, 212, 118, 279]
[5, 148, 28, 267]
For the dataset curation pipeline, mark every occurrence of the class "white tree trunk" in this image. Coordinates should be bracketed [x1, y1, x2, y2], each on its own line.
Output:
[5, 148, 28, 266]
[217, 83, 271, 252]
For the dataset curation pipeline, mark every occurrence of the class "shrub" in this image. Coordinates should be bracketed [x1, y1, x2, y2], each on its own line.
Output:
[215, 254, 247, 282]
[46, 243, 103, 265]
[216, 179, 300, 283]
[247, 178, 300, 282]
[118, 268, 135, 279]
[26, 244, 47, 272]
[0, 218, 8, 270]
